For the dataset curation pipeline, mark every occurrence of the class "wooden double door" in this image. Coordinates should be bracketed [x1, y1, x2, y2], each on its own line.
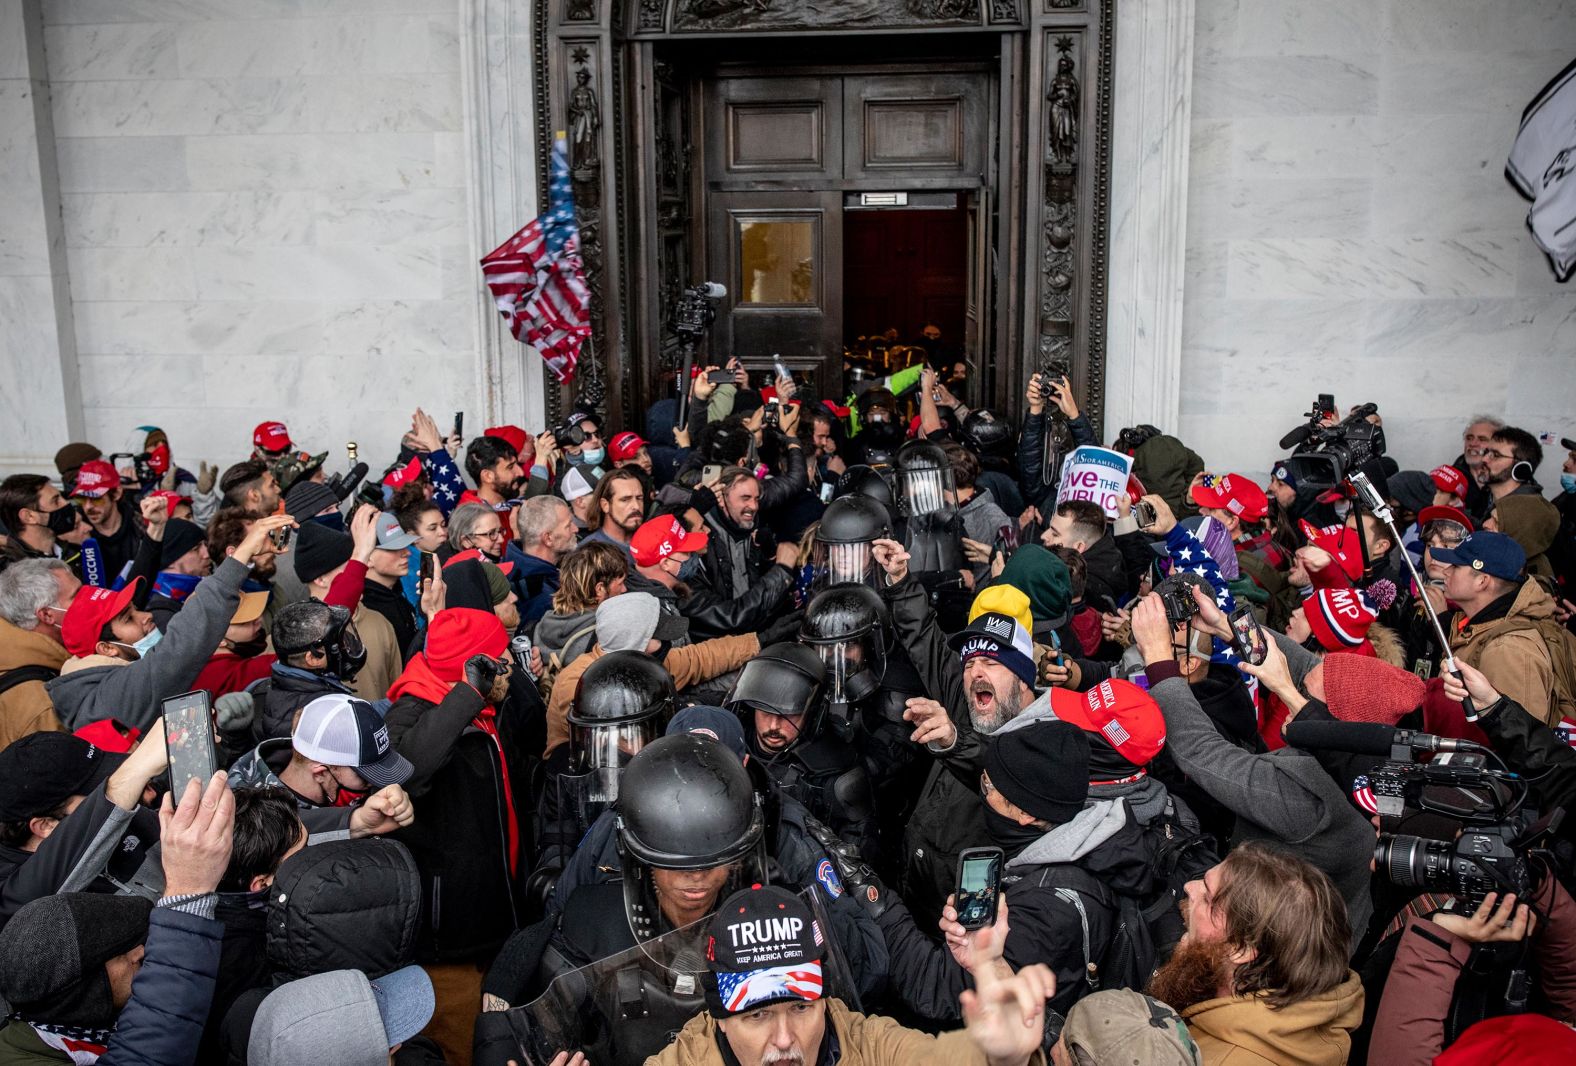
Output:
[699, 65, 993, 398]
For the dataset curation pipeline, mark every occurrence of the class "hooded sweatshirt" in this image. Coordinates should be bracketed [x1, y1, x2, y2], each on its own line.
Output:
[1182, 971, 1364, 1066]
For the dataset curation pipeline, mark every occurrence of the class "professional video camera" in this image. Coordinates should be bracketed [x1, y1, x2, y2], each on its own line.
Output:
[1277, 398, 1387, 490]
[670, 282, 725, 342]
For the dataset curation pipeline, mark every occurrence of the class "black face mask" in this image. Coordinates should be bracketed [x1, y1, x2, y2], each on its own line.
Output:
[45, 503, 80, 536]
[229, 637, 269, 658]
[982, 803, 1045, 854]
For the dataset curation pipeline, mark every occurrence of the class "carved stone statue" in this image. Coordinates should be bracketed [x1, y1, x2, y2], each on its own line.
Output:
[1048, 53, 1078, 165]
[569, 69, 601, 171]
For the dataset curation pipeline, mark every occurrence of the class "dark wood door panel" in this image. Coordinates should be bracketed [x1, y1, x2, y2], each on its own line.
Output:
[705, 75, 842, 184]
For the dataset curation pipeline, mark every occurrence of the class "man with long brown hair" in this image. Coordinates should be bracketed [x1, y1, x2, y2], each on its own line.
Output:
[1148, 842, 1363, 1066]
[581, 468, 647, 557]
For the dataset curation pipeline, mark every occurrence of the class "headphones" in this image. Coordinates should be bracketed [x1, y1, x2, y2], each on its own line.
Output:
[1511, 459, 1535, 483]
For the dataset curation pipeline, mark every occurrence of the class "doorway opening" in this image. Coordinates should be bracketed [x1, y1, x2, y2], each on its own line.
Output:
[842, 197, 969, 388]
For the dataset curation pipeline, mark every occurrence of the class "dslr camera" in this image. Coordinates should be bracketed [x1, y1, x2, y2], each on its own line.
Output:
[1155, 572, 1209, 628]
[670, 282, 725, 342]
[1279, 400, 1386, 490]
[1369, 750, 1555, 908]
[552, 420, 586, 450]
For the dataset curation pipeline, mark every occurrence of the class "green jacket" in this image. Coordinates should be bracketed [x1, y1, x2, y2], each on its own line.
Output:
[0, 1022, 69, 1065]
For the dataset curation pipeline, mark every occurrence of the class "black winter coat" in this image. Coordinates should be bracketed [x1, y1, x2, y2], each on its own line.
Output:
[624, 566, 792, 643]
[249, 663, 354, 743]
[385, 681, 521, 963]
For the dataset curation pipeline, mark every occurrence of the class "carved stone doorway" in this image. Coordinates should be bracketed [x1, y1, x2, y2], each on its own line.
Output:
[532, 0, 1114, 436]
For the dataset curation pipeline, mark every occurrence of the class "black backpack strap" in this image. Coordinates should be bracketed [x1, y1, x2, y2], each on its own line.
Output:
[0, 664, 58, 699]
[1013, 864, 1117, 992]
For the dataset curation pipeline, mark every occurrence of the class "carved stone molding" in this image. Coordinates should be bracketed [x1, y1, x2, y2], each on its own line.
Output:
[1103, 0, 1194, 438]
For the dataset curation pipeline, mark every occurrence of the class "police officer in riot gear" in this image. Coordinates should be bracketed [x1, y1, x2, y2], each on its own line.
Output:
[894, 440, 970, 629]
[846, 387, 904, 468]
[832, 463, 898, 518]
[726, 643, 881, 867]
[530, 651, 674, 902]
[800, 584, 929, 871]
[961, 408, 1025, 517]
[810, 494, 891, 592]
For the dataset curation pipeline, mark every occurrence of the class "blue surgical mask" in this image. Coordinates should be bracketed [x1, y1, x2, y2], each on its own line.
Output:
[677, 556, 703, 582]
[580, 447, 606, 467]
[114, 626, 164, 661]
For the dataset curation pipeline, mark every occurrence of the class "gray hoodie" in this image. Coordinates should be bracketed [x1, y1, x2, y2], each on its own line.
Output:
[47, 557, 251, 733]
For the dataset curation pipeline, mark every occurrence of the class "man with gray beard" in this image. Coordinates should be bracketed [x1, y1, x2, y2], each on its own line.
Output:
[871, 539, 1044, 926]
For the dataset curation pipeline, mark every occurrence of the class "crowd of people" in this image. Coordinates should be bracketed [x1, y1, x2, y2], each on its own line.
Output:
[1, 362, 1575, 1066]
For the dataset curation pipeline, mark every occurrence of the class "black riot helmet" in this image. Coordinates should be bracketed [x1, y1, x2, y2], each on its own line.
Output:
[616, 734, 767, 942]
[271, 600, 367, 682]
[800, 584, 889, 719]
[832, 464, 897, 516]
[724, 643, 827, 746]
[811, 495, 890, 591]
[962, 409, 1014, 459]
[896, 439, 956, 519]
[569, 651, 675, 771]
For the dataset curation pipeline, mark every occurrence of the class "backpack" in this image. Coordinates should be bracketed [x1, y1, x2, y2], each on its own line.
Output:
[0, 664, 57, 699]
[537, 620, 597, 701]
[1011, 810, 1218, 996]
[1493, 614, 1576, 724]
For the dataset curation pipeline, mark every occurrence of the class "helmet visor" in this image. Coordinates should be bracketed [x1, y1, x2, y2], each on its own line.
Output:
[812, 641, 862, 704]
[819, 540, 873, 586]
[579, 720, 656, 770]
[901, 467, 949, 517]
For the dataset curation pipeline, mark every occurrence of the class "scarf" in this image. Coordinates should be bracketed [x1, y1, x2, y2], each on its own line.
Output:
[30, 1022, 110, 1065]
[386, 653, 521, 874]
[152, 570, 202, 603]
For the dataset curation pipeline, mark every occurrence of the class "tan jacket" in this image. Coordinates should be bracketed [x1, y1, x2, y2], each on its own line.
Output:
[348, 604, 401, 705]
[545, 633, 759, 756]
[1182, 971, 1364, 1066]
[1448, 578, 1559, 725]
[0, 617, 68, 751]
[645, 996, 1038, 1066]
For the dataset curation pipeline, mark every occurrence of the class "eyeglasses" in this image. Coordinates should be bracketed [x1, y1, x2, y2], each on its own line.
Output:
[469, 528, 505, 542]
[1478, 449, 1512, 461]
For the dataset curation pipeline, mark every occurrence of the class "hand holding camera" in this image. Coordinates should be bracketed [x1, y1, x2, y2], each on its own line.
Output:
[1025, 373, 1046, 415]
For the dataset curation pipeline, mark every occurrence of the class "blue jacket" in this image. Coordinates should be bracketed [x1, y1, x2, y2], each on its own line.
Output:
[101, 905, 224, 1066]
[511, 552, 561, 627]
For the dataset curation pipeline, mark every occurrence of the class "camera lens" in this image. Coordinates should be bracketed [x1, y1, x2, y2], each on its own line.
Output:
[1376, 833, 1455, 891]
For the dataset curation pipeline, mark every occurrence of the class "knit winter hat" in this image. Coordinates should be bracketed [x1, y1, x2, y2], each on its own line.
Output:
[1323, 653, 1426, 725]
[0, 893, 153, 1028]
[1303, 587, 1378, 652]
[984, 719, 1090, 824]
[422, 607, 508, 680]
[157, 518, 207, 570]
[1387, 471, 1435, 517]
[293, 520, 353, 585]
[993, 544, 1072, 629]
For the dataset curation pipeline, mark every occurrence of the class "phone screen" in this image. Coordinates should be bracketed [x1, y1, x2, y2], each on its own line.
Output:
[162, 690, 217, 807]
[419, 551, 434, 588]
[956, 849, 1003, 929]
[1230, 608, 1268, 666]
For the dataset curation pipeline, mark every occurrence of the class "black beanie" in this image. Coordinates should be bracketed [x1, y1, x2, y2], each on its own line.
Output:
[0, 893, 152, 1028]
[158, 518, 206, 570]
[984, 720, 1090, 825]
[293, 520, 353, 585]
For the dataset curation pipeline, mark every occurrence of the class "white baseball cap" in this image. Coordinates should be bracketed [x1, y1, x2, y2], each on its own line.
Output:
[292, 695, 413, 787]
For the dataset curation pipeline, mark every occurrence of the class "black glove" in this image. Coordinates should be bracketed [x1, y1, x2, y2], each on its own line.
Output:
[464, 653, 507, 695]
[804, 814, 892, 919]
[757, 609, 805, 647]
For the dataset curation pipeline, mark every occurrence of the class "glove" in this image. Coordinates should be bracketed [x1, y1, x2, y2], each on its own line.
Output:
[214, 691, 255, 733]
[464, 653, 507, 696]
[804, 814, 892, 918]
[196, 460, 217, 495]
[756, 609, 805, 647]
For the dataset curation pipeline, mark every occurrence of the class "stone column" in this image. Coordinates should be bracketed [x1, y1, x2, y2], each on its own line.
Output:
[0, 0, 84, 475]
[1103, 0, 1195, 438]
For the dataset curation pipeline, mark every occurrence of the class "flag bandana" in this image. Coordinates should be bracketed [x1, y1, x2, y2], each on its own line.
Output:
[717, 962, 825, 1014]
[480, 134, 591, 384]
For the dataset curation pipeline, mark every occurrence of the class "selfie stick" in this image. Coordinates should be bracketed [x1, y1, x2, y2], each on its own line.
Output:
[1347, 471, 1472, 713]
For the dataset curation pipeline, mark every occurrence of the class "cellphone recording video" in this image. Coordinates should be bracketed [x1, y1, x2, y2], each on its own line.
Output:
[1134, 499, 1158, 530]
[269, 524, 292, 551]
[162, 690, 218, 808]
[954, 846, 1004, 930]
[1229, 605, 1269, 666]
[419, 551, 434, 589]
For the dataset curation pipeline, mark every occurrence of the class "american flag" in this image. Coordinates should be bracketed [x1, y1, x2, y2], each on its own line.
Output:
[1351, 775, 1379, 815]
[480, 134, 591, 384]
[717, 963, 824, 1014]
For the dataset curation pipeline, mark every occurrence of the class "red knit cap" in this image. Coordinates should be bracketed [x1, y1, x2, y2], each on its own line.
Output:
[1303, 587, 1377, 652]
[422, 607, 508, 681]
[1323, 653, 1426, 725]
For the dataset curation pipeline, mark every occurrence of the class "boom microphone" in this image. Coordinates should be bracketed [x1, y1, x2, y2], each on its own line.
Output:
[1284, 721, 1484, 758]
[695, 282, 727, 298]
[1278, 424, 1317, 451]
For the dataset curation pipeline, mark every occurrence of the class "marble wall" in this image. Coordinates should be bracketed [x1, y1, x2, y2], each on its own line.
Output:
[1177, 0, 1576, 483]
[16, 0, 493, 476]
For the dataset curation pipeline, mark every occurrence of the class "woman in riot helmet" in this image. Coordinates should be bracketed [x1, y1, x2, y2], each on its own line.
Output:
[810, 494, 891, 592]
[725, 642, 882, 868]
[531, 651, 675, 898]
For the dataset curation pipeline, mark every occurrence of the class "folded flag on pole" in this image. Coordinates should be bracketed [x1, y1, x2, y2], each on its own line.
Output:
[480, 133, 591, 384]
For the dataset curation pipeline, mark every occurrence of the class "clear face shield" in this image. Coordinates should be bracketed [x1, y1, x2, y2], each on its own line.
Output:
[811, 539, 878, 592]
[575, 720, 657, 772]
[901, 465, 949, 517]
